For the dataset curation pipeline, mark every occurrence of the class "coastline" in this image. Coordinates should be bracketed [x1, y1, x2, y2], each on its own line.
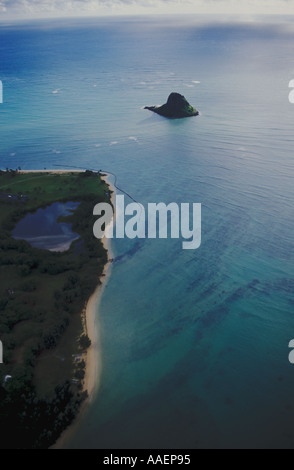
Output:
[83, 230, 114, 409]
[19, 170, 83, 173]
[0, 167, 115, 448]
[82, 171, 115, 401]
[52, 172, 115, 449]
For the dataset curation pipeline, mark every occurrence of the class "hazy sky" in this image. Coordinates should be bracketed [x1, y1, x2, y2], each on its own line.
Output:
[0, 0, 294, 20]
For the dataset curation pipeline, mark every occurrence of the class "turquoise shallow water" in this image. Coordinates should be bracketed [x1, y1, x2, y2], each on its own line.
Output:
[1, 16, 294, 448]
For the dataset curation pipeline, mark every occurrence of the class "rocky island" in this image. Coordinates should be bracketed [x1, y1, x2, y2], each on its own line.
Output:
[145, 92, 199, 119]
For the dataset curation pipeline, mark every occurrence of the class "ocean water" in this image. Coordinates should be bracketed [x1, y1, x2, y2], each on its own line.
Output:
[1, 16, 294, 449]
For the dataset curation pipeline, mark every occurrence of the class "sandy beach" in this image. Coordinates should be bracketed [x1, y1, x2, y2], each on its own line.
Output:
[52, 171, 115, 449]
[82, 241, 113, 399]
[82, 172, 115, 409]
[52, 252, 112, 449]
[82, 232, 114, 403]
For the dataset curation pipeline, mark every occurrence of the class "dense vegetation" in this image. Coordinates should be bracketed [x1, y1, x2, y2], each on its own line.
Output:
[145, 92, 199, 118]
[0, 170, 111, 448]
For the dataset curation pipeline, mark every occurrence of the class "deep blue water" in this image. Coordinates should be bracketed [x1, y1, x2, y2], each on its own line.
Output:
[1, 16, 294, 449]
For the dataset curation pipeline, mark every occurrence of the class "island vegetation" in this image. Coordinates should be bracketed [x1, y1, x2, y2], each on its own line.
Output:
[145, 92, 199, 119]
[0, 169, 111, 449]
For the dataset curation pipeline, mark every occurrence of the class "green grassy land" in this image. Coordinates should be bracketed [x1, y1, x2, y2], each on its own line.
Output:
[0, 170, 111, 448]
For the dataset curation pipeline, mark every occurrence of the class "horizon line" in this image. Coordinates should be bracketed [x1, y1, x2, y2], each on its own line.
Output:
[1, 12, 294, 25]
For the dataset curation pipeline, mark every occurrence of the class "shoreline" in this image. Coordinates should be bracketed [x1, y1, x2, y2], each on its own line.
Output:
[18, 170, 84, 174]
[52, 171, 115, 449]
[1, 167, 115, 448]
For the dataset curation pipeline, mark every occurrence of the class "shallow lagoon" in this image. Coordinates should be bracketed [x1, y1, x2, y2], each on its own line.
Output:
[12, 201, 80, 252]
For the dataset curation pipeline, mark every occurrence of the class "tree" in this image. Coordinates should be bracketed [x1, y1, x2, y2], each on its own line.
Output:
[79, 334, 91, 350]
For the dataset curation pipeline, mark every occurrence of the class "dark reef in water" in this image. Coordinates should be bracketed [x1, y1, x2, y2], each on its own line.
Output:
[145, 92, 199, 119]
